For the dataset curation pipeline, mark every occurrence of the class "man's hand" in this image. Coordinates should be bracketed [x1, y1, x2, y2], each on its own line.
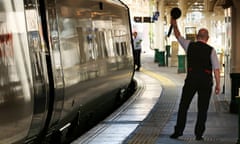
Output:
[215, 85, 220, 95]
[170, 17, 180, 39]
[171, 17, 177, 27]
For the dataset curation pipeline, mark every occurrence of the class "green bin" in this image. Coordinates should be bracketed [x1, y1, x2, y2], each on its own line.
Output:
[158, 51, 165, 66]
[178, 55, 186, 73]
[154, 49, 159, 62]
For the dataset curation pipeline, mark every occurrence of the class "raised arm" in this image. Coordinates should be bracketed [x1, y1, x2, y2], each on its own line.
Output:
[171, 17, 181, 39]
[170, 17, 190, 52]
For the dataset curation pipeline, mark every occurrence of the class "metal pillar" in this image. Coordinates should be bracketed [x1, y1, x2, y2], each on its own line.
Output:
[230, 0, 240, 113]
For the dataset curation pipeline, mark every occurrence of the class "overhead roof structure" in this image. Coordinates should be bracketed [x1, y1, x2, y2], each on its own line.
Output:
[163, 0, 229, 12]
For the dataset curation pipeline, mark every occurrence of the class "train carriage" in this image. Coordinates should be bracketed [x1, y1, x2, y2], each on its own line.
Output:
[0, 0, 134, 143]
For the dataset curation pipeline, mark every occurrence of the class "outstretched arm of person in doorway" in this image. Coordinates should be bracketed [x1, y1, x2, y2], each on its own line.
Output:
[214, 69, 221, 95]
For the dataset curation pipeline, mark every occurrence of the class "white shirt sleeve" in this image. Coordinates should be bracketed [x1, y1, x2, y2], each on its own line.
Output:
[177, 36, 191, 52]
[211, 49, 220, 70]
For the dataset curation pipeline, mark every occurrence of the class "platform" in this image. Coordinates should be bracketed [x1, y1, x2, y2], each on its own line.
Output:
[72, 52, 238, 144]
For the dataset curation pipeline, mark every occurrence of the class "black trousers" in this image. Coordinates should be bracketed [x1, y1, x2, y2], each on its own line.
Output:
[134, 49, 141, 69]
[174, 74, 213, 136]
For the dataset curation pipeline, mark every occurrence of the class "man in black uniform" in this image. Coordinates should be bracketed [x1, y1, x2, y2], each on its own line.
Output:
[169, 17, 221, 141]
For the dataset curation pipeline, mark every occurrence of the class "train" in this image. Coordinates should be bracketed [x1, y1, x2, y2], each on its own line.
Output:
[0, 0, 135, 143]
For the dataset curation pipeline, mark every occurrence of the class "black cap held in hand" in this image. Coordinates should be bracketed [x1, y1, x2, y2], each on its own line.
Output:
[171, 7, 181, 19]
[167, 7, 181, 37]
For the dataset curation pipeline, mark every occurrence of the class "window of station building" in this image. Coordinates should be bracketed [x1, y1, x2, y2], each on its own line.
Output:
[186, 12, 203, 23]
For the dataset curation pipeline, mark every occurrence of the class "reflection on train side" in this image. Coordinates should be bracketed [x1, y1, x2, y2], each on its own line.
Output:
[0, 1, 35, 142]
[46, 0, 134, 132]
[51, 18, 132, 87]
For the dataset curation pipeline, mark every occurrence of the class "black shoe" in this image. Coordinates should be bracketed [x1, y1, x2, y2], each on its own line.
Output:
[196, 136, 204, 141]
[170, 133, 182, 139]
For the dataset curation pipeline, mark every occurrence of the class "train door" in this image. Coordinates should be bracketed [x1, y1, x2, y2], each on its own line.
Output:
[0, 0, 49, 143]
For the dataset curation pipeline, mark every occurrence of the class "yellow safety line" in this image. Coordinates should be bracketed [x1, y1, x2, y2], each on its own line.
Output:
[140, 68, 175, 86]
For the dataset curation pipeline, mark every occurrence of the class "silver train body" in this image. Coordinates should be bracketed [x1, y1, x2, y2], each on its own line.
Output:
[0, 0, 134, 143]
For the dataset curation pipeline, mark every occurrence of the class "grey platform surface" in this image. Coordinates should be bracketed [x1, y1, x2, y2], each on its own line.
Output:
[73, 52, 238, 144]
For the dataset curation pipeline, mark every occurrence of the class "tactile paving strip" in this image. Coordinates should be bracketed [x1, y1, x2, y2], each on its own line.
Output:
[182, 136, 219, 142]
[123, 70, 179, 144]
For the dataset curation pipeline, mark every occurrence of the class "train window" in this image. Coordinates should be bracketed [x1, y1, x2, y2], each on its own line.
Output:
[45, 0, 133, 85]
[59, 18, 81, 68]
[46, 0, 103, 85]
[86, 27, 97, 61]
[113, 30, 129, 56]
[95, 30, 107, 59]
[121, 42, 127, 55]
[105, 30, 115, 57]
[93, 21, 115, 58]
[76, 27, 86, 63]
[115, 42, 121, 56]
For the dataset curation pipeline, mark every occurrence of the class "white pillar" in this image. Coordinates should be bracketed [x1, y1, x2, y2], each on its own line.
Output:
[178, 0, 188, 55]
[154, 0, 165, 51]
